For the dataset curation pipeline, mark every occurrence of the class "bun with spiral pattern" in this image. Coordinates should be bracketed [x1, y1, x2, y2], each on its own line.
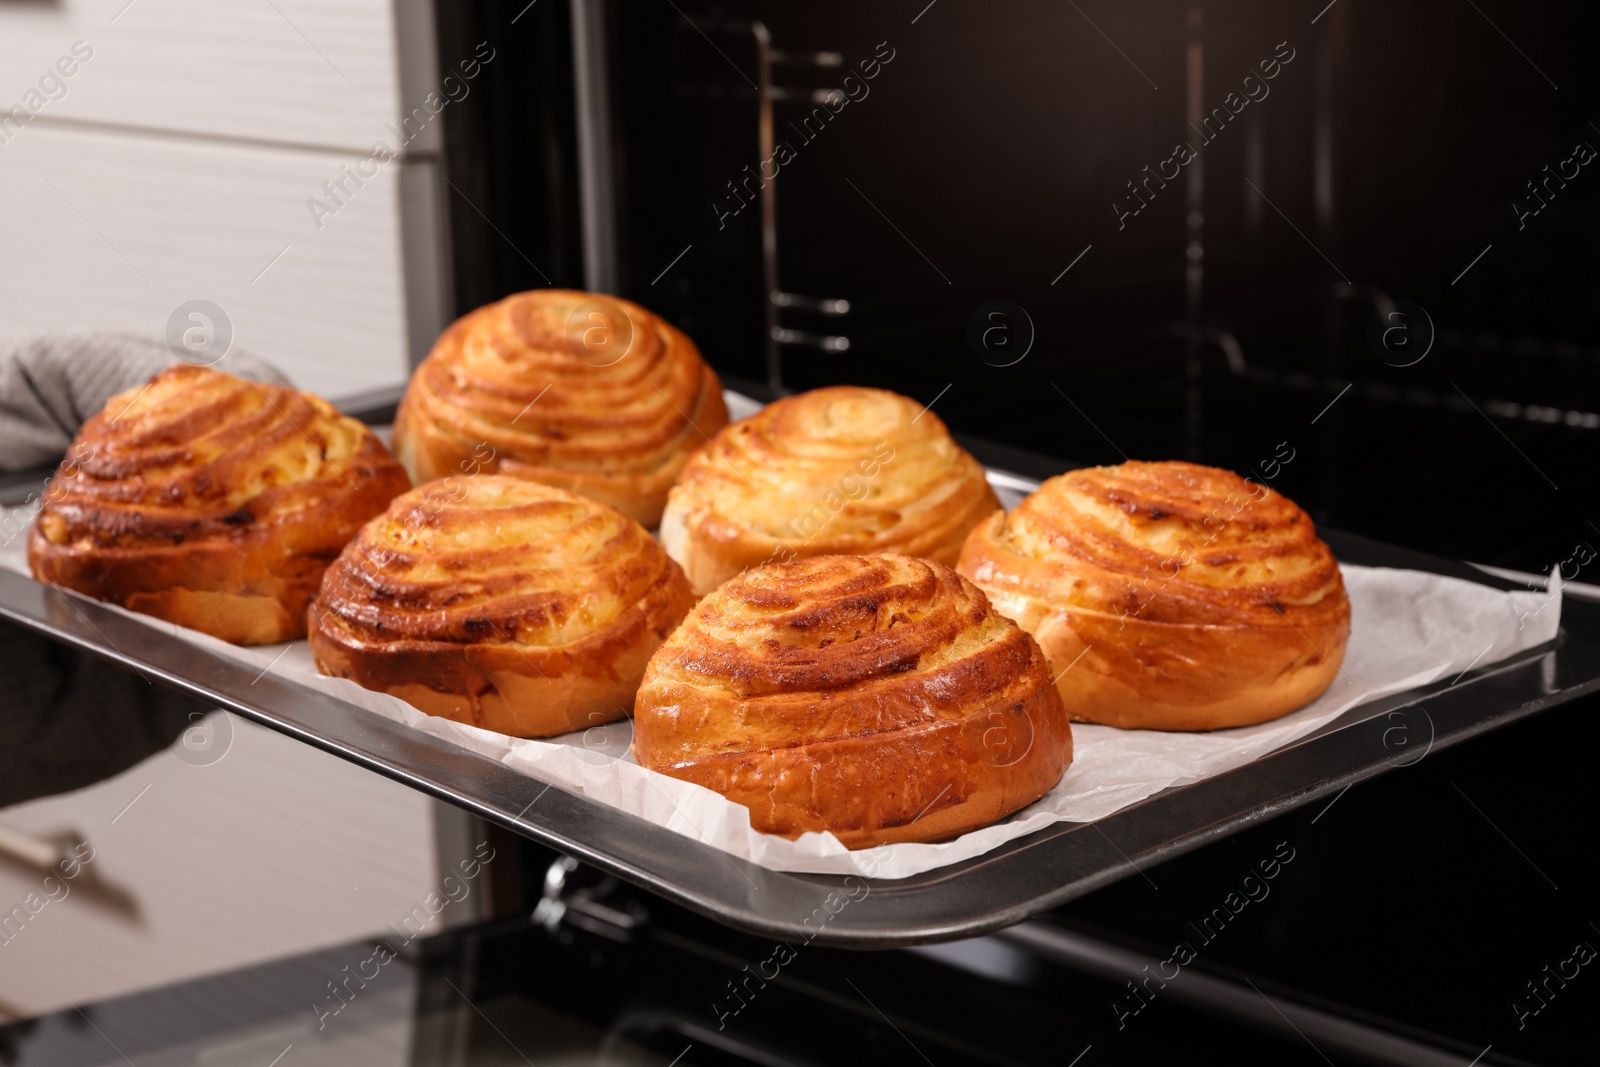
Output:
[957, 460, 1350, 730]
[633, 553, 1072, 848]
[310, 475, 697, 738]
[28, 364, 410, 645]
[392, 289, 728, 526]
[660, 386, 999, 595]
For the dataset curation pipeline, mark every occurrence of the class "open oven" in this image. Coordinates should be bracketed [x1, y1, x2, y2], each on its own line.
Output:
[3, 2, 1598, 1065]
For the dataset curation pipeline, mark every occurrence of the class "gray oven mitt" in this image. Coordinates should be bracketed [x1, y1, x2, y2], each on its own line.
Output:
[0, 331, 291, 472]
[0, 333, 291, 808]
[0, 620, 206, 809]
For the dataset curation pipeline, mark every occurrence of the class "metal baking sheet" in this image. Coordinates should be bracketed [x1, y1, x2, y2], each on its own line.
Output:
[3, 394, 1597, 948]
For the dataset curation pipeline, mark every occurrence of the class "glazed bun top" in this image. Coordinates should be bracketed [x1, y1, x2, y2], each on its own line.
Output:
[662, 386, 998, 579]
[32, 363, 401, 552]
[392, 289, 728, 526]
[633, 552, 1074, 847]
[635, 552, 1052, 761]
[313, 474, 685, 650]
[962, 459, 1344, 628]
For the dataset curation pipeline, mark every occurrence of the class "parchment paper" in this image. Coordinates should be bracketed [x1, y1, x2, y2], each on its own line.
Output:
[0, 504, 1561, 878]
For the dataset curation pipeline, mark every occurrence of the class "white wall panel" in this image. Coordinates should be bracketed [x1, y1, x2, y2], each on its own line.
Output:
[0, 0, 440, 154]
[0, 0, 464, 1025]
[0, 122, 445, 398]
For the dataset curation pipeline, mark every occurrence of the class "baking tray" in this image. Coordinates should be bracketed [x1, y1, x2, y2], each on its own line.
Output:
[3, 392, 1598, 948]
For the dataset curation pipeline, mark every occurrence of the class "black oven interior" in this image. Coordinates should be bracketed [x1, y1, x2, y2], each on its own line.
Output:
[442, 0, 1600, 576]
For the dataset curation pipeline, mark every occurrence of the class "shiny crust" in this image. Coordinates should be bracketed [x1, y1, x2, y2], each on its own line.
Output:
[309, 475, 697, 738]
[660, 386, 1000, 595]
[957, 460, 1351, 731]
[28, 365, 410, 645]
[633, 554, 1072, 848]
[392, 289, 729, 526]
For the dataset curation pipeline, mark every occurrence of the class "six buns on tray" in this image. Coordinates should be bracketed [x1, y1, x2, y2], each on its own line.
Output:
[26, 288, 1353, 850]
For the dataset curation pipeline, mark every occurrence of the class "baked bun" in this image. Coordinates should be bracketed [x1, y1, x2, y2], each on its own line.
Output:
[392, 289, 728, 527]
[660, 386, 1000, 595]
[633, 553, 1072, 848]
[309, 475, 697, 738]
[957, 460, 1350, 731]
[28, 364, 410, 645]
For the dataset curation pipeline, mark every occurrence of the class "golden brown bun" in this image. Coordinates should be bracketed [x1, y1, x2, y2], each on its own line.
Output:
[309, 475, 697, 738]
[633, 553, 1072, 849]
[392, 289, 729, 527]
[28, 364, 410, 645]
[660, 386, 1000, 595]
[957, 460, 1351, 731]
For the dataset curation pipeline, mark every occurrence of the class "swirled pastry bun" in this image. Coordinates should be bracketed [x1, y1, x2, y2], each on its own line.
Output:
[633, 554, 1072, 848]
[392, 289, 729, 527]
[660, 386, 1000, 595]
[957, 461, 1351, 731]
[309, 475, 697, 738]
[28, 364, 410, 645]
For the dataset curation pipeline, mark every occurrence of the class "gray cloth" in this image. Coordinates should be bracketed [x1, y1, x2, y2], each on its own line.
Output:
[0, 619, 202, 809]
[0, 332, 291, 471]
[0, 333, 288, 807]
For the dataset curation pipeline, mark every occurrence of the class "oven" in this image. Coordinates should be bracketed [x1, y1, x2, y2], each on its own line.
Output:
[3, 2, 1598, 1065]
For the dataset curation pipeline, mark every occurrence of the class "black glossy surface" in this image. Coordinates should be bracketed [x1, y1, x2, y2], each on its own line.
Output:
[598, 0, 1600, 576]
[0, 905, 1347, 1067]
[1055, 683, 1600, 1066]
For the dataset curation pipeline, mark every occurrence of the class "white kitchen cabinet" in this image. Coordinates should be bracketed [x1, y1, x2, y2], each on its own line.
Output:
[0, 115, 448, 398]
[0, 0, 440, 153]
